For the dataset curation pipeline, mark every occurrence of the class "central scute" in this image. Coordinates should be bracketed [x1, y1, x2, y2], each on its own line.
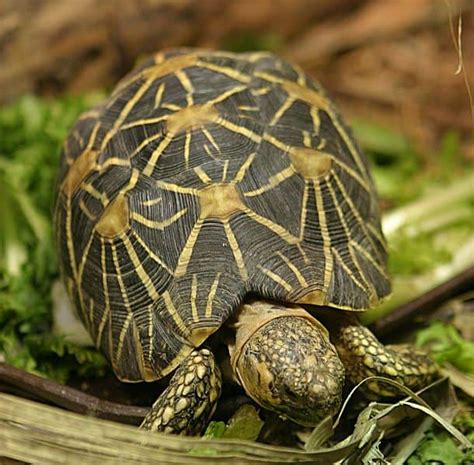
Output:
[198, 183, 245, 219]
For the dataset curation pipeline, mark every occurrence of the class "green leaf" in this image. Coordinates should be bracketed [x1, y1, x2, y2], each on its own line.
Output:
[416, 322, 474, 375]
[407, 430, 464, 465]
[222, 404, 264, 441]
[202, 421, 226, 439]
[0, 92, 107, 383]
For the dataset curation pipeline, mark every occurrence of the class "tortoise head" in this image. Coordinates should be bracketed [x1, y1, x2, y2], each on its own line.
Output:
[230, 301, 345, 427]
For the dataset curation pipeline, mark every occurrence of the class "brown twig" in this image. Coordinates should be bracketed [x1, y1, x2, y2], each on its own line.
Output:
[370, 267, 474, 338]
[1, 269, 472, 424]
[0, 363, 147, 425]
[0, 362, 252, 425]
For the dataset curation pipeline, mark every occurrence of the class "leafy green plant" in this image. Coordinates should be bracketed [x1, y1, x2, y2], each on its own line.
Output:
[416, 321, 474, 375]
[0, 93, 107, 382]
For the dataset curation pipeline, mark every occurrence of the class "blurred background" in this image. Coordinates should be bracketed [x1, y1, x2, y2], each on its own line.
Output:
[1, 0, 473, 154]
[0, 1, 473, 461]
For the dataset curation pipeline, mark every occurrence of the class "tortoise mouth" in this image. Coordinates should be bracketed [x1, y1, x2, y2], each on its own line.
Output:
[274, 371, 344, 427]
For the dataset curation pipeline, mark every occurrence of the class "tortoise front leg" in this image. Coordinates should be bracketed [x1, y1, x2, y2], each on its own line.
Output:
[141, 348, 222, 435]
[334, 320, 438, 397]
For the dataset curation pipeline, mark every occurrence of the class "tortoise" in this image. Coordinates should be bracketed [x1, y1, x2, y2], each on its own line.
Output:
[54, 49, 438, 435]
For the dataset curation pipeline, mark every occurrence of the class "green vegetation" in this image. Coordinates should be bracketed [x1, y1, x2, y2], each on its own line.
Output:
[0, 94, 108, 382]
[0, 94, 472, 460]
[353, 120, 474, 323]
[417, 321, 474, 375]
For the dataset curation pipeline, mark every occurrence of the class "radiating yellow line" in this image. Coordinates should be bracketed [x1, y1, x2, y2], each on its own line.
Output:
[184, 131, 192, 169]
[175, 69, 194, 93]
[314, 180, 333, 292]
[262, 133, 290, 152]
[81, 183, 108, 206]
[332, 158, 370, 193]
[326, 178, 373, 297]
[233, 152, 256, 182]
[175, 219, 204, 277]
[146, 305, 154, 362]
[175, 69, 194, 107]
[269, 97, 294, 126]
[299, 181, 309, 240]
[191, 274, 199, 322]
[79, 199, 96, 221]
[293, 63, 307, 87]
[144, 134, 174, 177]
[131, 208, 188, 230]
[129, 133, 164, 159]
[97, 157, 130, 170]
[197, 61, 251, 83]
[243, 165, 295, 197]
[111, 242, 133, 366]
[87, 297, 96, 335]
[277, 252, 307, 287]
[254, 71, 283, 85]
[163, 291, 188, 334]
[131, 230, 173, 275]
[326, 179, 352, 240]
[202, 127, 220, 153]
[350, 239, 390, 281]
[332, 173, 384, 264]
[332, 247, 367, 292]
[76, 231, 95, 289]
[222, 160, 229, 182]
[310, 106, 321, 134]
[121, 115, 168, 130]
[246, 51, 272, 62]
[223, 221, 248, 281]
[348, 243, 377, 301]
[121, 234, 160, 301]
[330, 116, 369, 183]
[194, 166, 212, 184]
[303, 131, 311, 148]
[65, 196, 77, 280]
[155, 180, 196, 195]
[238, 105, 259, 111]
[251, 86, 271, 96]
[161, 103, 182, 111]
[116, 313, 133, 367]
[154, 83, 165, 108]
[244, 208, 299, 244]
[100, 78, 154, 152]
[257, 265, 293, 292]
[143, 197, 162, 207]
[367, 223, 388, 251]
[72, 129, 84, 146]
[205, 274, 221, 318]
[96, 238, 110, 348]
[217, 118, 262, 143]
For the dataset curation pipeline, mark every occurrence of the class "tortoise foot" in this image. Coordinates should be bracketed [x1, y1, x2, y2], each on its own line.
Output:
[335, 323, 439, 397]
[140, 348, 222, 435]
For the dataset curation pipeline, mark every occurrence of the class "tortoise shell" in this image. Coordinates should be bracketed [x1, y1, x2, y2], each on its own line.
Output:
[54, 49, 390, 382]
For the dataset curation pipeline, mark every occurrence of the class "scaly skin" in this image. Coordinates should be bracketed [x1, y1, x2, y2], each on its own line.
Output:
[140, 348, 221, 435]
[334, 322, 439, 397]
[231, 302, 345, 426]
[140, 302, 438, 434]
